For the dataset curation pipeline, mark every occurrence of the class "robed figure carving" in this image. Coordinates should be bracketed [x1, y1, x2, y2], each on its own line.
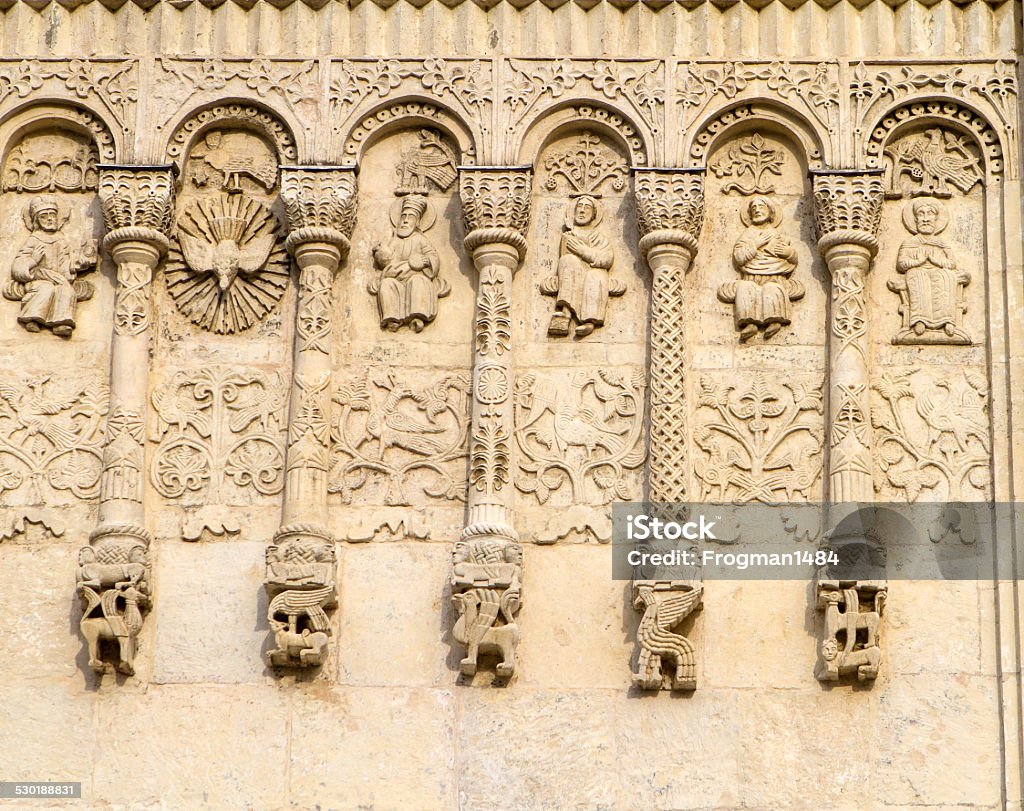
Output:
[4, 196, 97, 337]
[369, 195, 448, 333]
[888, 197, 970, 345]
[542, 195, 622, 338]
[718, 196, 803, 342]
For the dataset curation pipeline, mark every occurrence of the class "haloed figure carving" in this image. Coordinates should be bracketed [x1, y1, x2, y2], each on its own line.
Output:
[369, 195, 449, 333]
[543, 194, 621, 338]
[4, 196, 97, 337]
[889, 197, 971, 345]
[719, 196, 803, 342]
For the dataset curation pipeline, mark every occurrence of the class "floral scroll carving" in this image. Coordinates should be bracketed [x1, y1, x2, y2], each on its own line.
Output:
[710, 133, 784, 196]
[329, 371, 470, 506]
[149, 368, 287, 504]
[694, 373, 824, 502]
[514, 368, 646, 505]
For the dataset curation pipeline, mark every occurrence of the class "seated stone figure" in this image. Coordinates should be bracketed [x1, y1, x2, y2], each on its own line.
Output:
[718, 196, 803, 342]
[4, 196, 97, 337]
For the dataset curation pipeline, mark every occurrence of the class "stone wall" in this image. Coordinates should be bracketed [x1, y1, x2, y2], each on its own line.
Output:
[0, 1, 1022, 809]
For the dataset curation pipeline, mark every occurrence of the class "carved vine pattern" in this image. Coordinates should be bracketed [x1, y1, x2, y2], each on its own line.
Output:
[0, 376, 108, 505]
[150, 369, 287, 503]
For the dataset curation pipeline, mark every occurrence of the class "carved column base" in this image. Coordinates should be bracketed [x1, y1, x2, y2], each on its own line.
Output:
[76, 523, 152, 677]
[264, 523, 338, 669]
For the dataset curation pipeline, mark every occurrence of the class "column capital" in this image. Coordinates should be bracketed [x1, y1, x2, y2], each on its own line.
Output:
[97, 165, 175, 256]
[280, 165, 358, 257]
[458, 166, 532, 262]
[811, 171, 885, 259]
[633, 168, 705, 258]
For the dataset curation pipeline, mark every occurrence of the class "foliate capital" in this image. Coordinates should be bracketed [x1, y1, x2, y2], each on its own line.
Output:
[97, 165, 175, 255]
[634, 169, 705, 257]
[280, 166, 358, 256]
[811, 172, 885, 258]
[459, 167, 532, 262]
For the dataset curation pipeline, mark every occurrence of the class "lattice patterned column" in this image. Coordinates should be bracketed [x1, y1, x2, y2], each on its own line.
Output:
[450, 167, 531, 681]
[76, 165, 174, 677]
[630, 168, 706, 691]
[264, 166, 357, 669]
[811, 170, 887, 682]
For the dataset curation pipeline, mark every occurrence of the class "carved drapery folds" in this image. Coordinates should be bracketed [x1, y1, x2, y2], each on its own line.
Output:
[631, 169, 705, 691]
[453, 167, 531, 682]
[811, 171, 886, 684]
[265, 166, 356, 669]
[77, 165, 174, 677]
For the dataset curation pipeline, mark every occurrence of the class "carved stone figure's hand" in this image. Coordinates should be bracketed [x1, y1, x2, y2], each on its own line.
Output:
[79, 240, 98, 269]
[367, 275, 381, 295]
[408, 253, 426, 271]
[373, 244, 392, 267]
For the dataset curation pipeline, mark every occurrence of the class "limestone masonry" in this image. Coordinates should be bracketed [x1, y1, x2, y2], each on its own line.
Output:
[0, 0, 1022, 808]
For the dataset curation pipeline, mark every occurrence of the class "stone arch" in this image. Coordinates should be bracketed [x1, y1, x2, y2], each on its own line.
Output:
[864, 98, 1004, 180]
[515, 101, 650, 168]
[684, 101, 828, 171]
[338, 98, 476, 168]
[164, 101, 298, 172]
[0, 101, 118, 174]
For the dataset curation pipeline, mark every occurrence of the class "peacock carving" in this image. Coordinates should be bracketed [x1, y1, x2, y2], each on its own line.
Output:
[166, 194, 289, 334]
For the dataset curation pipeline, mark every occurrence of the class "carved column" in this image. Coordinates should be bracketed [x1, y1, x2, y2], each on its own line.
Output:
[451, 167, 531, 681]
[630, 169, 706, 691]
[811, 170, 887, 682]
[77, 166, 174, 676]
[264, 166, 358, 669]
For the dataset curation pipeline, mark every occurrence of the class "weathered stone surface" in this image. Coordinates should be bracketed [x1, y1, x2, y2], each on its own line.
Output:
[290, 686, 455, 810]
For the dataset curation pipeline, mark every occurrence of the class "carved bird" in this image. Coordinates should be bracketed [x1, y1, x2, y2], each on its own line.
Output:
[194, 134, 277, 193]
[914, 379, 985, 457]
[398, 129, 458, 192]
[364, 378, 446, 459]
[177, 196, 277, 293]
[0, 375, 80, 450]
[919, 128, 982, 196]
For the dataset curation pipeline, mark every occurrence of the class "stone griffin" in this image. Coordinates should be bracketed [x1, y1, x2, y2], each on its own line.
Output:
[632, 581, 703, 691]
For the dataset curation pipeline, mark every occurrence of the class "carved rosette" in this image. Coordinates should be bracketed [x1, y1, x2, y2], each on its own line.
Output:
[631, 169, 705, 691]
[811, 171, 886, 685]
[453, 167, 531, 681]
[266, 166, 358, 670]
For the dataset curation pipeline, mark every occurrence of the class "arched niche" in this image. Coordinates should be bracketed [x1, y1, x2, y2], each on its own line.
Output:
[865, 98, 996, 503]
[160, 102, 293, 339]
[690, 121, 828, 504]
[685, 101, 828, 171]
[515, 102, 649, 168]
[0, 103, 114, 343]
[330, 121, 474, 539]
[338, 99, 476, 168]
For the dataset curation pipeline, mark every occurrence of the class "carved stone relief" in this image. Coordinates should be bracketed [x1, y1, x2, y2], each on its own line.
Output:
[718, 196, 803, 342]
[694, 372, 824, 502]
[816, 582, 885, 683]
[2, 129, 98, 193]
[165, 127, 288, 334]
[632, 581, 703, 691]
[149, 368, 287, 505]
[888, 198, 971, 345]
[0, 374, 108, 505]
[76, 533, 151, 676]
[872, 368, 990, 502]
[883, 127, 983, 200]
[451, 537, 522, 680]
[710, 132, 785, 196]
[514, 367, 646, 505]
[3, 196, 98, 337]
[329, 370, 470, 506]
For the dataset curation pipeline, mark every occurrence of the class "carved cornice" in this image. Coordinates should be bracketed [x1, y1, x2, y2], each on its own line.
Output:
[633, 169, 704, 258]
[811, 171, 885, 258]
[458, 167, 532, 261]
[279, 166, 358, 255]
[97, 165, 175, 254]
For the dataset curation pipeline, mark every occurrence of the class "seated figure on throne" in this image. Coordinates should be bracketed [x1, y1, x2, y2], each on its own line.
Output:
[719, 196, 803, 342]
[369, 195, 448, 333]
[4, 196, 97, 337]
[889, 197, 971, 345]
